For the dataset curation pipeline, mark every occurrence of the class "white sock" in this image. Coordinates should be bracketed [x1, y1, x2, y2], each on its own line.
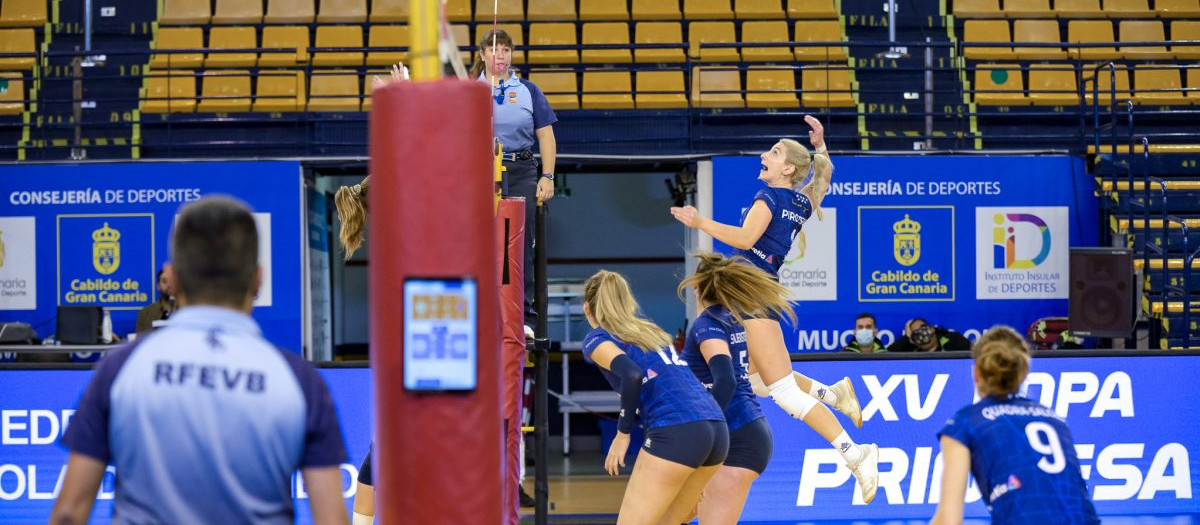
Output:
[766, 376, 819, 419]
[833, 431, 863, 465]
[808, 379, 838, 406]
[352, 512, 375, 525]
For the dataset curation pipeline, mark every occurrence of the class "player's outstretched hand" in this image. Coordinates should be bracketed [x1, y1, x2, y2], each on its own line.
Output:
[605, 432, 631, 476]
[805, 115, 825, 151]
[670, 205, 701, 228]
[371, 62, 410, 88]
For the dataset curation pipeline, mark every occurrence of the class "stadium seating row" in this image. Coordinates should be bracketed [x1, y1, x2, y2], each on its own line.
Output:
[161, 0, 839, 25]
[963, 19, 1200, 60]
[0, 0, 46, 27]
[953, 0, 1200, 18]
[973, 63, 1199, 105]
[134, 67, 857, 113]
[0, 28, 36, 69]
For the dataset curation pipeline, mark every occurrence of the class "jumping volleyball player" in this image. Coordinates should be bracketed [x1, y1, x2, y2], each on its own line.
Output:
[931, 327, 1099, 524]
[670, 116, 880, 502]
[581, 270, 729, 524]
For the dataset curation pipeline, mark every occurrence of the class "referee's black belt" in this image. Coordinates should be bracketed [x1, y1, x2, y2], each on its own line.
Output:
[501, 149, 535, 162]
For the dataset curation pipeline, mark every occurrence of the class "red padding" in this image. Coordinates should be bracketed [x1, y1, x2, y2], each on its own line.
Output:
[496, 198, 526, 525]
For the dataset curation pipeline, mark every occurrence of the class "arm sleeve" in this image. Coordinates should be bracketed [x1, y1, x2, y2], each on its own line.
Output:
[937, 410, 973, 448]
[752, 188, 779, 215]
[608, 353, 645, 434]
[706, 353, 736, 409]
[61, 345, 138, 461]
[524, 80, 558, 129]
[581, 329, 616, 364]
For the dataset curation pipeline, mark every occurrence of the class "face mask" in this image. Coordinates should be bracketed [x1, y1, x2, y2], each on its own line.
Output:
[911, 325, 935, 346]
[855, 329, 874, 346]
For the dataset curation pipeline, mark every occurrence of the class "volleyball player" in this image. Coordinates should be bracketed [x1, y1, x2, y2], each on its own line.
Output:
[931, 327, 1099, 524]
[581, 270, 728, 524]
[670, 116, 879, 502]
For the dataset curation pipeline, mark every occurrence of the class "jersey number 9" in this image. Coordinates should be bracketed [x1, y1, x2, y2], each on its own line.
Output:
[1024, 421, 1067, 474]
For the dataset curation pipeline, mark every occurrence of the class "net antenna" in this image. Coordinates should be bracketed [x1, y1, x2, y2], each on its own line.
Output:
[437, 0, 470, 78]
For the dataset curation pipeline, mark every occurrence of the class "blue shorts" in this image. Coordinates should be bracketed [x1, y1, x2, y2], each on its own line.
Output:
[643, 420, 729, 468]
[725, 418, 773, 474]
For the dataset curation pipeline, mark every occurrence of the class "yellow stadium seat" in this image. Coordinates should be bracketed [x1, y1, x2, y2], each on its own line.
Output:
[973, 65, 1025, 105]
[142, 70, 196, 113]
[1170, 21, 1200, 60]
[954, 0, 1002, 18]
[685, 0, 734, 19]
[1119, 21, 1170, 59]
[1027, 64, 1079, 105]
[370, 0, 407, 22]
[160, 0, 211, 25]
[197, 70, 252, 112]
[528, 0, 577, 20]
[1187, 69, 1200, 102]
[0, 29, 36, 69]
[450, 24, 472, 63]
[1133, 67, 1188, 105]
[475, 24, 525, 64]
[1054, 0, 1104, 18]
[689, 22, 739, 62]
[801, 66, 855, 107]
[308, 71, 361, 111]
[254, 70, 306, 112]
[313, 26, 363, 67]
[736, 0, 785, 18]
[1082, 64, 1130, 104]
[582, 70, 634, 109]
[265, 0, 315, 23]
[0, 0, 47, 27]
[1013, 20, 1066, 60]
[367, 25, 408, 66]
[746, 67, 798, 107]
[794, 20, 848, 61]
[635, 70, 687, 108]
[151, 27, 204, 69]
[632, 0, 682, 20]
[527, 70, 579, 109]
[444, 0, 472, 22]
[260, 26, 309, 66]
[635, 22, 685, 63]
[1103, 0, 1153, 18]
[580, 0, 630, 20]
[1156, 0, 1200, 17]
[787, 0, 838, 19]
[582, 23, 632, 63]
[213, 0, 263, 24]
[363, 70, 397, 111]
[206, 27, 257, 68]
[742, 21, 792, 62]
[1004, 0, 1054, 17]
[0, 72, 27, 114]
[1067, 20, 1119, 59]
[476, 0, 523, 21]
[692, 67, 744, 107]
[529, 23, 579, 64]
[963, 20, 1012, 60]
[317, 0, 366, 23]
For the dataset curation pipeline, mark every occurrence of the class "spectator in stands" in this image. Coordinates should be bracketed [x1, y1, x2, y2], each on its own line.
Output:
[134, 267, 175, 333]
[888, 318, 971, 352]
[51, 196, 349, 525]
[843, 313, 886, 353]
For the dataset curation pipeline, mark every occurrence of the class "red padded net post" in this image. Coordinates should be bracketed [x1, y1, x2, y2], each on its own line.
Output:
[496, 198, 526, 525]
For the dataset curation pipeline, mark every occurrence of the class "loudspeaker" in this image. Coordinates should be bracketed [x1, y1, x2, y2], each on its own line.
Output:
[56, 306, 102, 345]
[1069, 248, 1134, 337]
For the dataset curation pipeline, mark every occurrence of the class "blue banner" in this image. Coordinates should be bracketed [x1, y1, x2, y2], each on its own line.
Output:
[0, 162, 304, 353]
[711, 155, 1099, 351]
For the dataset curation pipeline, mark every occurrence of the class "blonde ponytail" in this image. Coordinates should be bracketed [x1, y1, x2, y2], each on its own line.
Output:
[778, 139, 831, 221]
[678, 252, 796, 325]
[334, 176, 369, 260]
[584, 270, 673, 351]
[972, 326, 1031, 397]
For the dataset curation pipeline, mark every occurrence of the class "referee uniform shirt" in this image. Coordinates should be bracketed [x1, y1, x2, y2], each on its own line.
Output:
[62, 306, 347, 524]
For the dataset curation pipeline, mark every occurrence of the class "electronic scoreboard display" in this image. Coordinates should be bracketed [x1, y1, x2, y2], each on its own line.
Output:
[402, 278, 478, 391]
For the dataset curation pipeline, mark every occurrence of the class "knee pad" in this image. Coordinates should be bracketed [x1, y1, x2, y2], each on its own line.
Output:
[749, 372, 770, 397]
[767, 376, 819, 420]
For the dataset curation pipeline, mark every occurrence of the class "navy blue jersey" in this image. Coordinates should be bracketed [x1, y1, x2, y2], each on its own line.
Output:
[733, 186, 812, 275]
[682, 306, 764, 431]
[939, 396, 1099, 524]
[582, 327, 724, 430]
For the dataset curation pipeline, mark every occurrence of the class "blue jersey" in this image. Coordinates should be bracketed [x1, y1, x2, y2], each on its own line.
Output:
[939, 396, 1099, 524]
[733, 186, 812, 275]
[582, 327, 724, 430]
[682, 306, 764, 431]
[478, 70, 558, 152]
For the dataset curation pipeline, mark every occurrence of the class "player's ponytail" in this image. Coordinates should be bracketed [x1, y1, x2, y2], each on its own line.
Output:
[678, 252, 796, 325]
[779, 139, 831, 221]
[972, 326, 1030, 396]
[335, 176, 369, 260]
[584, 270, 673, 352]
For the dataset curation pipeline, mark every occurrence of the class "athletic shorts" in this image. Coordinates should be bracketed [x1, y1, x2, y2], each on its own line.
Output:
[357, 444, 373, 486]
[724, 418, 773, 474]
[642, 420, 729, 468]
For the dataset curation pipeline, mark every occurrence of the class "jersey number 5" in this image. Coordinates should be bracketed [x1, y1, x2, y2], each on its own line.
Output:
[1024, 421, 1066, 474]
[656, 347, 687, 366]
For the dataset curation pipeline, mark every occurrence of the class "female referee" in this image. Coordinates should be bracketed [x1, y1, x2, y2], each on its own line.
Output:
[931, 327, 1098, 524]
[582, 270, 728, 524]
[670, 116, 879, 503]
